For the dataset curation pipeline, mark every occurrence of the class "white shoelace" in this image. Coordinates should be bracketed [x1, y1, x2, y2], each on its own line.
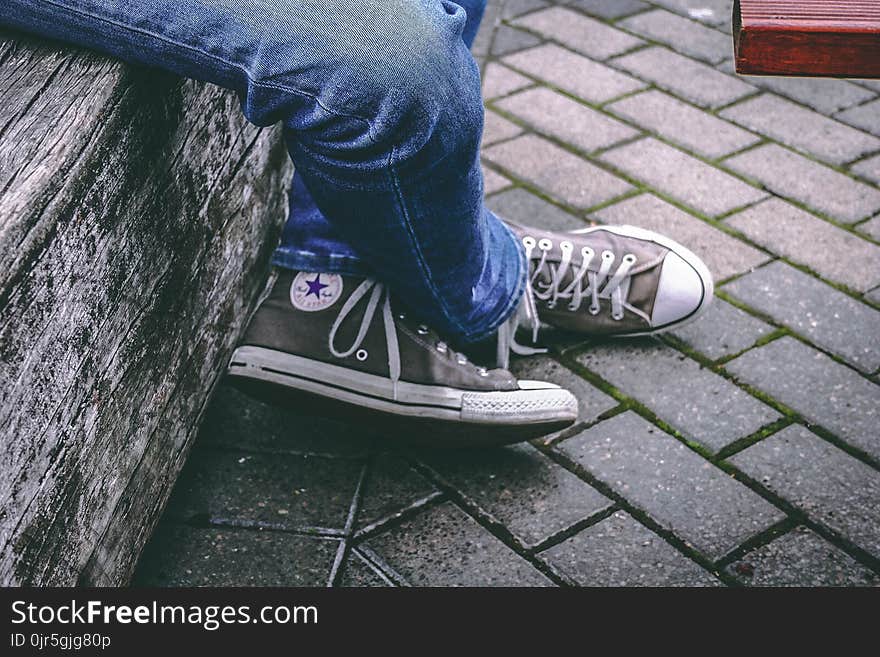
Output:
[496, 235, 638, 369]
[327, 279, 486, 399]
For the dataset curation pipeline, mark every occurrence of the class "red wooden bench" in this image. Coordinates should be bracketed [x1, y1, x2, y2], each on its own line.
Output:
[734, 0, 880, 78]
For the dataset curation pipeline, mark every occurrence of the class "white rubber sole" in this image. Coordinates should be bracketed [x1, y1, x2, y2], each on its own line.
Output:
[227, 346, 578, 426]
[569, 224, 714, 336]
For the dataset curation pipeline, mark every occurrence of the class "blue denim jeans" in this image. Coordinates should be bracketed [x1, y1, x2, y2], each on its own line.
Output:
[1, 0, 525, 343]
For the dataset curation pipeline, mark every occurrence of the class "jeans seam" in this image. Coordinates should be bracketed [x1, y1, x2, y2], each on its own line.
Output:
[35, 0, 378, 142]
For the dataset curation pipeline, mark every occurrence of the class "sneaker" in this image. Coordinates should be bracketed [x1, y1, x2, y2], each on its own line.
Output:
[506, 222, 713, 345]
[227, 270, 578, 445]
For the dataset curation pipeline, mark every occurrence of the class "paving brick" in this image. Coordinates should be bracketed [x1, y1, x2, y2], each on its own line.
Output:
[649, 0, 733, 27]
[591, 193, 769, 279]
[563, 0, 648, 20]
[484, 134, 633, 208]
[836, 98, 880, 137]
[725, 526, 876, 587]
[503, 0, 550, 19]
[670, 298, 774, 361]
[852, 154, 880, 185]
[750, 76, 875, 115]
[720, 94, 880, 165]
[513, 7, 643, 60]
[575, 340, 780, 453]
[482, 164, 512, 195]
[482, 62, 533, 99]
[421, 444, 612, 548]
[725, 338, 880, 460]
[340, 550, 392, 587]
[541, 510, 720, 586]
[730, 424, 880, 559]
[482, 109, 523, 146]
[611, 46, 755, 108]
[503, 44, 647, 104]
[866, 287, 880, 304]
[724, 144, 880, 223]
[724, 198, 880, 292]
[509, 354, 618, 425]
[620, 9, 731, 64]
[495, 87, 638, 153]
[487, 187, 586, 231]
[606, 90, 759, 159]
[134, 525, 337, 586]
[357, 453, 437, 529]
[855, 79, 880, 93]
[723, 261, 880, 372]
[857, 215, 880, 241]
[599, 138, 767, 216]
[364, 501, 553, 586]
[557, 411, 784, 559]
[490, 24, 543, 57]
[198, 383, 371, 457]
[164, 448, 361, 530]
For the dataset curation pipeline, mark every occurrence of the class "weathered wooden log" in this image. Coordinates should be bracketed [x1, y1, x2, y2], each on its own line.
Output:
[0, 30, 293, 585]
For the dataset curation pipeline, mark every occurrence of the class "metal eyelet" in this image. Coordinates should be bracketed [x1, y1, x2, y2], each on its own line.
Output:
[623, 253, 637, 264]
[356, 349, 368, 361]
[417, 325, 429, 335]
[436, 342, 448, 354]
[456, 354, 468, 365]
[546, 300, 557, 310]
[612, 311, 624, 321]
[477, 367, 489, 377]
[522, 236, 536, 248]
[602, 250, 614, 261]
[397, 313, 406, 321]
[582, 246, 594, 258]
[589, 303, 601, 315]
[538, 238, 553, 251]
[560, 240, 573, 252]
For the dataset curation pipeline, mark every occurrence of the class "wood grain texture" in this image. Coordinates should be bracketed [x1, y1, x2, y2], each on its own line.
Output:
[734, 0, 880, 77]
[0, 31, 293, 585]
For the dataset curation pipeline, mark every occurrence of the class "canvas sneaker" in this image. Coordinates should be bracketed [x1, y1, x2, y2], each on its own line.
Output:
[227, 269, 578, 445]
[500, 222, 713, 360]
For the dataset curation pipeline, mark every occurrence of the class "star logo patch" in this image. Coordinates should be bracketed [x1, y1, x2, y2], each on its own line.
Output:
[290, 272, 344, 312]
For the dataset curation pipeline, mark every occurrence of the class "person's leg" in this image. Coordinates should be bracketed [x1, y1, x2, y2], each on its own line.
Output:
[275, 0, 489, 291]
[1, 0, 523, 345]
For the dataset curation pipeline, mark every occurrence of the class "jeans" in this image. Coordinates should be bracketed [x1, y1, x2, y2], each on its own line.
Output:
[0, 0, 525, 343]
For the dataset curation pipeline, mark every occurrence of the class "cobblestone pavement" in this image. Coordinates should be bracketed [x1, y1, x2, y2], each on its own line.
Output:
[134, 0, 880, 587]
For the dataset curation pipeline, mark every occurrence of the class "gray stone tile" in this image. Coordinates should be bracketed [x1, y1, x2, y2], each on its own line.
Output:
[866, 287, 880, 304]
[482, 109, 523, 146]
[649, 0, 732, 27]
[495, 86, 638, 153]
[484, 134, 633, 208]
[720, 94, 880, 165]
[541, 510, 721, 586]
[556, 411, 785, 559]
[591, 193, 769, 279]
[725, 198, 880, 292]
[670, 298, 774, 361]
[563, 0, 648, 20]
[503, 0, 550, 19]
[487, 187, 586, 231]
[513, 6, 643, 60]
[606, 90, 760, 159]
[509, 354, 618, 425]
[723, 261, 880, 372]
[749, 76, 875, 115]
[199, 383, 371, 457]
[482, 62, 533, 99]
[503, 44, 647, 104]
[729, 424, 880, 559]
[133, 525, 337, 586]
[599, 138, 767, 216]
[421, 443, 612, 548]
[483, 164, 512, 195]
[575, 340, 780, 453]
[357, 452, 437, 528]
[852, 154, 880, 185]
[364, 501, 553, 586]
[725, 338, 880, 460]
[490, 24, 543, 57]
[164, 448, 361, 530]
[724, 144, 880, 223]
[836, 98, 880, 137]
[726, 526, 877, 587]
[611, 46, 755, 108]
[620, 9, 731, 64]
[340, 550, 392, 587]
[857, 215, 880, 241]
[855, 79, 880, 93]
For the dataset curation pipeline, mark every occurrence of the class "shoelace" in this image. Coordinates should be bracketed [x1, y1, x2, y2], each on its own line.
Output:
[496, 235, 638, 369]
[327, 279, 487, 399]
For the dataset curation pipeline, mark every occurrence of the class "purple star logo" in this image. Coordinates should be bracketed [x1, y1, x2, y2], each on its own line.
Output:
[304, 274, 329, 298]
